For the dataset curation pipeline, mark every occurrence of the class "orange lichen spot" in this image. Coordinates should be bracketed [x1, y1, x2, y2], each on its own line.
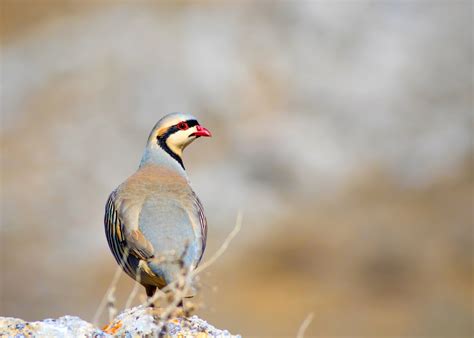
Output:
[102, 320, 122, 335]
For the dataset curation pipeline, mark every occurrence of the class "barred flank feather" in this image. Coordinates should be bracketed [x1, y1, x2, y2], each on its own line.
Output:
[104, 191, 137, 278]
[193, 192, 208, 264]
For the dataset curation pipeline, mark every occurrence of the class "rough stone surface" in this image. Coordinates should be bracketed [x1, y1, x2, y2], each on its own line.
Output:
[0, 306, 240, 337]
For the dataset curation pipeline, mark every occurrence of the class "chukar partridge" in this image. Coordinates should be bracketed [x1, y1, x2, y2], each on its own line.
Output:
[104, 112, 211, 303]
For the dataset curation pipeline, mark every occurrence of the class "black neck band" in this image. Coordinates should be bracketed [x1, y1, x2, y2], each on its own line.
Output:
[157, 133, 185, 170]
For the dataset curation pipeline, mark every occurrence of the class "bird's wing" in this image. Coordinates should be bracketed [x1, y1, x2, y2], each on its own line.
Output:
[192, 191, 207, 265]
[104, 190, 155, 265]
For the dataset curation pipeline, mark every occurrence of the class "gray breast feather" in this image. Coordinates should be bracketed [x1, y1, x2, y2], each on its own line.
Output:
[138, 196, 202, 284]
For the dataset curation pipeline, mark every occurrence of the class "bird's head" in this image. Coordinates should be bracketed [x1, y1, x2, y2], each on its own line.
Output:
[143, 112, 211, 169]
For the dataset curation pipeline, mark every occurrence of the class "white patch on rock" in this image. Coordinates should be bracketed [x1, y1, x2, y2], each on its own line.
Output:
[0, 306, 240, 337]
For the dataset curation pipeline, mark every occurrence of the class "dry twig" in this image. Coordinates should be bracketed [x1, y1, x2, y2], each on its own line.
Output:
[296, 312, 314, 338]
[193, 211, 242, 275]
[124, 270, 142, 309]
[92, 249, 129, 325]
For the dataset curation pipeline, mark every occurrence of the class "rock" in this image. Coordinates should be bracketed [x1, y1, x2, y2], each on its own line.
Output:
[0, 306, 240, 337]
[0, 315, 101, 337]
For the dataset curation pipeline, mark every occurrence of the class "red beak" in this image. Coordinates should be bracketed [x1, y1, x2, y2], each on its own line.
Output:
[191, 125, 212, 137]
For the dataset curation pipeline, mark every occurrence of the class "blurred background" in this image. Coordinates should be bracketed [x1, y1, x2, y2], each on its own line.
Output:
[1, 1, 472, 337]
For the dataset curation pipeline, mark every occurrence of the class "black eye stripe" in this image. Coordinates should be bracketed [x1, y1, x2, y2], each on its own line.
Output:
[168, 119, 199, 134]
[155, 120, 200, 140]
[183, 120, 199, 128]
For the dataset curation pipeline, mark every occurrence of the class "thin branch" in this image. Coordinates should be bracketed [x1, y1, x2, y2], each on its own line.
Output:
[92, 248, 129, 325]
[92, 264, 122, 325]
[193, 211, 242, 276]
[106, 286, 118, 322]
[296, 312, 314, 338]
[124, 273, 142, 309]
[158, 272, 191, 322]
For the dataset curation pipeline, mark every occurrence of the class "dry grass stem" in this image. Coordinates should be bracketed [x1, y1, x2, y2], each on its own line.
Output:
[92, 249, 129, 325]
[193, 211, 242, 275]
[124, 272, 142, 309]
[296, 312, 314, 338]
[106, 287, 117, 322]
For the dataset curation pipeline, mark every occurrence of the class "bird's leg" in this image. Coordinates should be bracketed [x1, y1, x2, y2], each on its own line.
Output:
[145, 285, 157, 308]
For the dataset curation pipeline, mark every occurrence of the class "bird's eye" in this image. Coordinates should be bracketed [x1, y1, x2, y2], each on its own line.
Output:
[177, 122, 189, 130]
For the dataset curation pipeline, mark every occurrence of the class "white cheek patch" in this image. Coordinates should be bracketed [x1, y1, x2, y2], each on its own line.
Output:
[166, 127, 197, 155]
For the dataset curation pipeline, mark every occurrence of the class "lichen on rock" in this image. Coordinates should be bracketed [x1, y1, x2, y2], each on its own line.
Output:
[0, 306, 240, 337]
